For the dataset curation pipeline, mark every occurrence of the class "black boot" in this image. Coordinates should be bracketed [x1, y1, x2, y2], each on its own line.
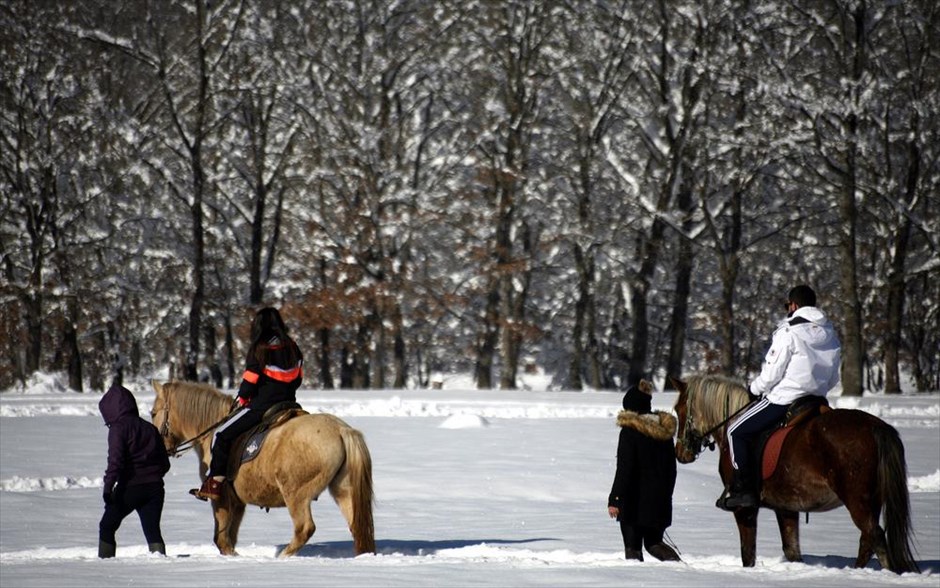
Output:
[148, 542, 166, 555]
[624, 548, 643, 561]
[647, 543, 681, 562]
[722, 470, 758, 509]
[98, 540, 116, 559]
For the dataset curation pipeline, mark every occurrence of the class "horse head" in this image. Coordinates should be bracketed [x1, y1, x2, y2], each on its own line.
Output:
[670, 376, 702, 464]
[671, 375, 725, 464]
[150, 380, 183, 454]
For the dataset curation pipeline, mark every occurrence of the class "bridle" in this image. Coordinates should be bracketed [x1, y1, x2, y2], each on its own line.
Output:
[156, 401, 170, 439]
[679, 386, 751, 460]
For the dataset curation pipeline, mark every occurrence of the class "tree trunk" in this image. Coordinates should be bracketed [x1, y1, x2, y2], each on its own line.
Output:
[223, 312, 236, 389]
[248, 180, 266, 304]
[23, 291, 42, 376]
[474, 285, 499, 389]
[184, 0, 210, 382]
[185, 179, 206, 382]
[203, 320, 222, 388]
[107, 320, 123, 389]
[568, 244, 587, 391]
[391, 303, 407, 388]
[666, 188, 694, 385]
[372, 307, 386, 389]
[629, 217, 667, 385]
[884, 221, 912, 395]
[666, 237, 692, 386]
[837, 4, 868, 397]
[319, 327, 334, 389]
[884, 121, 919, 395]
[351, 321, 371, 389]
[64, 306, 83, 392]
[501, 222, 533, 390]
[837, 166, 864, 396]
[707, 186, 744, 377]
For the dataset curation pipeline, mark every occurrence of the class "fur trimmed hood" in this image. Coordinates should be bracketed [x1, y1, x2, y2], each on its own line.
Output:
[616, 410, 677, 441]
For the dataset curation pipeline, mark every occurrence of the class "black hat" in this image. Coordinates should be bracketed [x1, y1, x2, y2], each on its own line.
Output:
[622, 379, 653, 414]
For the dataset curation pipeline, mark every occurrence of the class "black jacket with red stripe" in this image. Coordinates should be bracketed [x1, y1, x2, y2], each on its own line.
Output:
[236, 339, 303, 413]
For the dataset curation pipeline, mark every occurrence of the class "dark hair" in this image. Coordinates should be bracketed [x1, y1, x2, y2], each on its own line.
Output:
[249, 307, 298, 364]
[788, 285, 817, 308]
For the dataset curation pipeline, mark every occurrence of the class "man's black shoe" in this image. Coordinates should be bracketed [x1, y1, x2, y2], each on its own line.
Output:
[717, 469, 758, 510]
[722, 491, 758, 509]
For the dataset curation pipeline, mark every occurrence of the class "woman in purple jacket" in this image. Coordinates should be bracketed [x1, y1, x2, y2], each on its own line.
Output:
[98, 384, 171, 558]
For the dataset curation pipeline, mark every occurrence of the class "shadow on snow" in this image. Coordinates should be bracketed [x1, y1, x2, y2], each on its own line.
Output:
[289, 537, 559, 559]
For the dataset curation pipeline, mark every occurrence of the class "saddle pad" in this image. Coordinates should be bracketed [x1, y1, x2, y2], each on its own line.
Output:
[240, 430, 268, 464]
[238, 408, 308, 465]
[762, 425, 794, 480]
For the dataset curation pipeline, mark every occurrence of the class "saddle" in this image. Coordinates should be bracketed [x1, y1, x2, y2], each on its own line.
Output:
[758, 396, 831, 480]
[229, 402, 307, 474]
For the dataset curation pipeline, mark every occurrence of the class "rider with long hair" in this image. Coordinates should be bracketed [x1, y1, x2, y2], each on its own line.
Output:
[192, 307, 303, 501]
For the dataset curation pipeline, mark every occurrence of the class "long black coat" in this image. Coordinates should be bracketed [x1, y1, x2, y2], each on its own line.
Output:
[607, 410, 678, 529]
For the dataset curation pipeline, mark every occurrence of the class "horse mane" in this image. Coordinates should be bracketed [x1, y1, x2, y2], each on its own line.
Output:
[684, 374, 752, 429]
[164, 381, 232, 430]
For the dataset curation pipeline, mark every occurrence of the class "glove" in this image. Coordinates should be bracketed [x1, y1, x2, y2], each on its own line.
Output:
[747, 383, 760, 399]
[237, 396, 250, 407]
[103, 490, 114, 505]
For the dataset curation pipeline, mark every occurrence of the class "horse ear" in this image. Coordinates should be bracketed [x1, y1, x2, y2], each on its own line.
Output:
[668, 376, 684, 392]
[152, 380, 163, 397]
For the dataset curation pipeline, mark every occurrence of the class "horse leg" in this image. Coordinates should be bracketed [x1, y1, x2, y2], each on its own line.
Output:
[733, 507, 759, 567]
[843, 495, 884, 569]
[329, 475, 356, 536]
[774, 509, 802, 562]
[279, 493, 316, 557]
[226, 500, 246, 555]
[211, 500, 242, 556]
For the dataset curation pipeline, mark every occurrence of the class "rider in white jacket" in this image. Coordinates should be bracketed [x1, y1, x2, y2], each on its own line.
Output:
[721, 285, 842, 510]
[749, 306, 841, 405]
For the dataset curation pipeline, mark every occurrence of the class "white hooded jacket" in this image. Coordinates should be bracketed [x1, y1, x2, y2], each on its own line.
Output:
[749, 306, 842, 405]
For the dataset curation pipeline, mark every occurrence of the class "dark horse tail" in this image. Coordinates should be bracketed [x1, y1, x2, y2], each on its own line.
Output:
[875, 424, 919, 573]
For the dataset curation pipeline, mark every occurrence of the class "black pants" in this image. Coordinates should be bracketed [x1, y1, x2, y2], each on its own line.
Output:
[209, 407, 262, 477]
[99, 481, 165, 546]
[727, 398, 789, 472]
[619, 520, 665, 551]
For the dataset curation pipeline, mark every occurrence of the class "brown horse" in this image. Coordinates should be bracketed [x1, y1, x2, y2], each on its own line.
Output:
[151, 380, 375, 557]
[671, 374, 918, 573]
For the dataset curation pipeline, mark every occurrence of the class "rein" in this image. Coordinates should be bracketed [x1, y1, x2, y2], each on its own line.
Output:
[682, 385, 753, 458]
[160, 393, 238, 457]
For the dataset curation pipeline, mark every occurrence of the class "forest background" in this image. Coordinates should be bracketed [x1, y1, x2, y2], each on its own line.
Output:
[2, 0, 938, 396]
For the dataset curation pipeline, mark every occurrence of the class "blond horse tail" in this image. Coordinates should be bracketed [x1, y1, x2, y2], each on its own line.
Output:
[340, 427, 376, 554]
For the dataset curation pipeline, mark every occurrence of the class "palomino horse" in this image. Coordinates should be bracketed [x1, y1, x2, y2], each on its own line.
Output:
[151, 381, 375, 557]
[671, 375, 918, 573]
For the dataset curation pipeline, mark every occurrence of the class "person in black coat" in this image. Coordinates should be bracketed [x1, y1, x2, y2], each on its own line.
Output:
[607, 380, 681, 562]
[98, 384, 171, 558]
[191, 307, 304, 501]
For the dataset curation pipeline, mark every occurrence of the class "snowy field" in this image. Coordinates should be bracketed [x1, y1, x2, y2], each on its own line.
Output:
[1, 373, 938, 587]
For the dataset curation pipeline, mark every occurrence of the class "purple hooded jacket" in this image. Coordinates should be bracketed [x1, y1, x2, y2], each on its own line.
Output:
[99, 385, 170, 493]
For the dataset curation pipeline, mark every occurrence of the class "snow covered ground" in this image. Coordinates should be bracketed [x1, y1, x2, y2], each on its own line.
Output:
[2, 373, 938, 587]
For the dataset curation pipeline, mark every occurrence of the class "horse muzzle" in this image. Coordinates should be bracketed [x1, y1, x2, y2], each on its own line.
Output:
[675, 442, 698, 464]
